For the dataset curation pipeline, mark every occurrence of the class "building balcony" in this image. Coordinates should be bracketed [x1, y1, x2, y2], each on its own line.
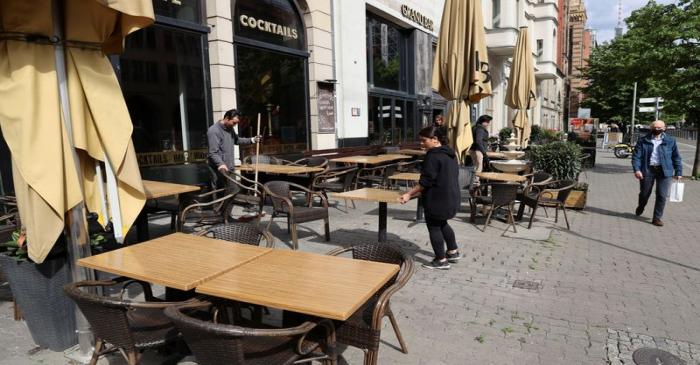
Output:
[485, 27, 519, 56]
[531, 2, 558, 22]
[535, 61, 558, 80]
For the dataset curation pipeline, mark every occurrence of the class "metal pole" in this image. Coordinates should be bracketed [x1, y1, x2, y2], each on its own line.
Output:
[52, 0, 95, 362]
[655, 98, 660, 120]
[631, 82, 637, 136]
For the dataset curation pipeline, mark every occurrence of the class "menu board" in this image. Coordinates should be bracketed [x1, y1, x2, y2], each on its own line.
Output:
[317, 83, 336, 133]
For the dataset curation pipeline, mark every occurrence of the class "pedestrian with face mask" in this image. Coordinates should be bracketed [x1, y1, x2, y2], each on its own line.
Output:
[631, 120, 683, 226]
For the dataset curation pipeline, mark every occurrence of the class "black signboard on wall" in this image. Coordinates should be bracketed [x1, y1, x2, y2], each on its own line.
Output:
[317, 83, 336, 133]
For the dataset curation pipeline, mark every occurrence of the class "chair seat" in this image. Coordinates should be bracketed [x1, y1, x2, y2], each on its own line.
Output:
[128, 308, 180, 349]
[473, 196, 492, 205]
[291, 207, 329, 224]
[244, 335, 322, 365]
[315, 181, 344, 191]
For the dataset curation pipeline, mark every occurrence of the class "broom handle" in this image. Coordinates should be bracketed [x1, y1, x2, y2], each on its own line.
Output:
[254, 113, 261, 197]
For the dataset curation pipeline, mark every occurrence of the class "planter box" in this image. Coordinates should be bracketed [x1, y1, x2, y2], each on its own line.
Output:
[565, 190, 587, 209]
[0, 253, 77, 351]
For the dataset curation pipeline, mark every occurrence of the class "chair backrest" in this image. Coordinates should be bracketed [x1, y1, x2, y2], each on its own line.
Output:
[553, 180, 576, 203]
[328, 243, 413, 300]
[304, 156, 328, 168]
[341, 166, 359, 190]
[264, 181, 292, 212]
[244, 155, 273, 165]
[63, 282, 139, 353]
[490, 183, 519, 206]
[198, 223, 273, 247]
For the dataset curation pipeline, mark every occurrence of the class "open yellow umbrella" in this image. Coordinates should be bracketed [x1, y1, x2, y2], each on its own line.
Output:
[432, 0, 492, 161]
[0, 0, 152, 262]
[505, 26, 537, 148]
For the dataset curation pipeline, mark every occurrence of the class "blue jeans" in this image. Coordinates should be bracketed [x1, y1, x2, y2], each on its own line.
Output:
[638, 166, 672, 219]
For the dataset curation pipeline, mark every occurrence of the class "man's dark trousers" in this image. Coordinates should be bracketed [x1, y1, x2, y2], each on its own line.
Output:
[638, 166, 672, 220]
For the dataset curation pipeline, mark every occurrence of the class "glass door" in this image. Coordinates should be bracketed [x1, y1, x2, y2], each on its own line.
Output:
[368, 94, 417, 146]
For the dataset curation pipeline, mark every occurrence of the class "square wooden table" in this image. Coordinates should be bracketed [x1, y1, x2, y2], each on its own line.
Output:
[332, 188, 403, 242]
[138, 180, 201, 242]
[330, 154, 411, 165]
[196, 250, 400, 321]
[388, 173, 424, 222]
[237, 164, 324, 175]
[78, 233, 272, 291]
[476, 172, 527, 183]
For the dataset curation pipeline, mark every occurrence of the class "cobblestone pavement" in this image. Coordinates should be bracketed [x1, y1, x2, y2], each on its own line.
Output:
[1, 150, 699, 364]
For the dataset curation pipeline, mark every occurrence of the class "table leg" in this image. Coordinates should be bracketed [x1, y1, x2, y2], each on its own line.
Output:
[378, 202, 387, 243]
[415, 196, 425, 223]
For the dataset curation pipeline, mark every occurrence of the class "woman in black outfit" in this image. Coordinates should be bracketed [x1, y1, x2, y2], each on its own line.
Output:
[399, 126, 460, 270]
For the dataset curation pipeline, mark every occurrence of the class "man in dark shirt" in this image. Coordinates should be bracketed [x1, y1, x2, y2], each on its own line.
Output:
[469, 115, 492, 184]
[207, 109, 260, 189]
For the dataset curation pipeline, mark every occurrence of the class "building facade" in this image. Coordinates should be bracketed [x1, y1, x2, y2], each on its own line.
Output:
[480, 0, 565, 135]
[567, 0, 592, 119]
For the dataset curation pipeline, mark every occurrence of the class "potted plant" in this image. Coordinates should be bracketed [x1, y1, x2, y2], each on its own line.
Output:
[529, 141, 583, 181]
[0, 230, 77, 351]
[529, 141, 587, 209]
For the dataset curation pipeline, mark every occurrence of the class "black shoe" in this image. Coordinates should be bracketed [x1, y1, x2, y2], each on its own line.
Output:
[422, 259, 450, 270]
[635, 206, 644, 216]
[446, 251, 461, 263]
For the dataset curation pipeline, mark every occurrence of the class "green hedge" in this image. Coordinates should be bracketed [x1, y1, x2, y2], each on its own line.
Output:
[529, 141, 583, 181]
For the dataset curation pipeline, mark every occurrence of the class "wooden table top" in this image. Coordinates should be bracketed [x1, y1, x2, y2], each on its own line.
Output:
[332, 188, 403, 203]
[476, 172, 527, 183]
[142, 180, 201, 200]
[78, 233, 272, 291]
[330, 154, 411, 165]
[237, 164, 324, 174]
[196, 250, 400, 320]
[397, 149, 426, 156]
[388, 173, 421, 181]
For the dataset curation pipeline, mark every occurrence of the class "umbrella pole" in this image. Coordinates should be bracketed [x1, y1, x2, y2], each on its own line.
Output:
[254, 113, 261, 197]
[52, 0, 95, 362]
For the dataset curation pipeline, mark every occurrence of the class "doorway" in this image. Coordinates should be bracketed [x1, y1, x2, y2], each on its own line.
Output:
[368, 95, 417, 146]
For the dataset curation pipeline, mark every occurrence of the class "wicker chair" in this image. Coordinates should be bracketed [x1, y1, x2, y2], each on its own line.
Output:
[221, 171, 265, 221]
[520, 180, 576, 229]
[242, 154, 284, 165]
[196, 222, 274, 248]
[263, 181, 330, 250]
[63, 279, 188, 365]
[164, 300, 337, 365]
[516, 172, 553, 220]
[356, 163, 400, 189]
[470, 183, 519, 233]
[326, 244, 414, 365]
[311, 166, 359, 210]
[178, 191, 235, 233]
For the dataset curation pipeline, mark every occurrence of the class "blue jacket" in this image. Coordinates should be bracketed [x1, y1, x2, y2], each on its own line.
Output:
[631, 133, 682, 177]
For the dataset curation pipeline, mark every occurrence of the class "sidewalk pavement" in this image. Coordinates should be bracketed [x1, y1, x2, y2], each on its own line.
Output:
[1, 149, 699, 364]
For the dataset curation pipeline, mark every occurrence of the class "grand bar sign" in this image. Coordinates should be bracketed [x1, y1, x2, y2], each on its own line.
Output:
[401, 5, 434, 31]
[239, 14, 299, 39]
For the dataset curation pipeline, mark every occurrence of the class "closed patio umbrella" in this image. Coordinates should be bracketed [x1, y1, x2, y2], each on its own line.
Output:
[505, 26, 537, 148]
[432, 0, 492, 162]
[0, 0, 152, 263]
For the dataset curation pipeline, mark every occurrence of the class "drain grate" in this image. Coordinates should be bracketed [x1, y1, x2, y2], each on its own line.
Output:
[633, 348, 686, 365]
[512, 280, 542, 291]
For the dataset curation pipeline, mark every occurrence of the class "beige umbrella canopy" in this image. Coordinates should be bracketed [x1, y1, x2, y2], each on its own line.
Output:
[432, 0, 492, 161]
[505, 26, 538, 148]
[0, 0, 153, 263]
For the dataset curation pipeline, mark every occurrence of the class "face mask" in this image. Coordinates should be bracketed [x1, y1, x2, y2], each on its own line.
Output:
[651, 128, 664, 135]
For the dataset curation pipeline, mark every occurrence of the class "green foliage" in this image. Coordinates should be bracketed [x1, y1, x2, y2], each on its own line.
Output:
[475, 334, 486, 343]
[581, 0, 700, 128]
[529, 125, 544, 145]
[542, 129, 562, 143]
[499, 127, 513, 144]
[529, 141, 583, 181]
[0, 230, 28, 262]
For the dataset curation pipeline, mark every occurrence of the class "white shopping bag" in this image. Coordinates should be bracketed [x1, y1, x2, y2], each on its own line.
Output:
[669, 180, 684, 203]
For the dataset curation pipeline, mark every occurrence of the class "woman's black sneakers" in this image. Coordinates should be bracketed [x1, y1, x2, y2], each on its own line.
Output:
[446, 251, 461, 263]
[422, 259, 450, 270]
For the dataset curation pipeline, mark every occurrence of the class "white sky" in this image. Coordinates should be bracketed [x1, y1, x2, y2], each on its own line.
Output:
[586, 0, 678, 43]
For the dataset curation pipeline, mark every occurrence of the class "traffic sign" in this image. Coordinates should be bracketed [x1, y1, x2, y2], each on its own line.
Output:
[638, 107, 656, 112]
[639, 97, 664, 104]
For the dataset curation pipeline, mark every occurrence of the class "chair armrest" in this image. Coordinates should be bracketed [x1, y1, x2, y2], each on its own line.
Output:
[193, 189, 227, 202]
[179, 193, 235, 231]
[372, 256, 414, 328]
[263, 187, 294, 214]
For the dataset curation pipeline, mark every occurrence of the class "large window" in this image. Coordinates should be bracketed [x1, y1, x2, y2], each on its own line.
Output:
[366, 15, 410, 92]
[235, 45, 308, 150]
[118, 0, 210, 154]
[368, 95, 417, 146]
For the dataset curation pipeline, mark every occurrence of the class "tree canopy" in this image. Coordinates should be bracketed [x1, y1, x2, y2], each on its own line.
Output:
[581, 0, 699, 127]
